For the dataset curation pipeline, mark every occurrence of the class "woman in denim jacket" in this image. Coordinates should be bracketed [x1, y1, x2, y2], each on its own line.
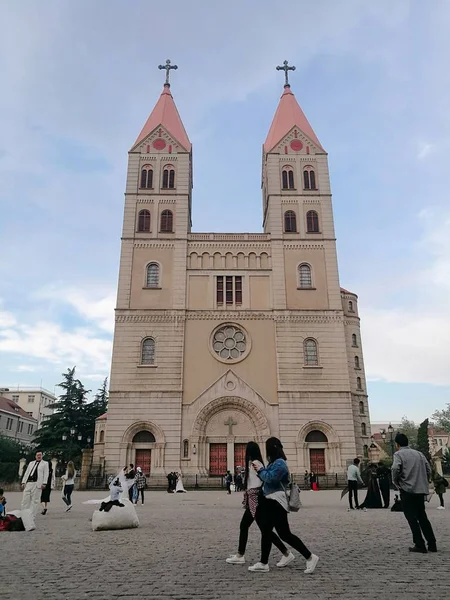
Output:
[248, 437, 319, 574]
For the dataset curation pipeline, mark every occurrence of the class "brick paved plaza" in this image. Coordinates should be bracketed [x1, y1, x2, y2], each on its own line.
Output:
[3, 489, 449, 600]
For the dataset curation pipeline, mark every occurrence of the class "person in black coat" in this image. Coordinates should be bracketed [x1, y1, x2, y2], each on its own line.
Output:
[126, 464, 136, 501]
[377, 463, 391, 508]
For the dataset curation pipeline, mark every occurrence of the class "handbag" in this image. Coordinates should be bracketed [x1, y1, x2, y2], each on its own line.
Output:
[281, 481, 301, 512]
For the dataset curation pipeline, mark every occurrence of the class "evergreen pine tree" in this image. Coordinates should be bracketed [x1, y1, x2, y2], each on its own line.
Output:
[416, 418, 431, 460]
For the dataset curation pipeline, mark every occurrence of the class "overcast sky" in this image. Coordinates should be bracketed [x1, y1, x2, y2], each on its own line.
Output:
[1, 0, 449, 423]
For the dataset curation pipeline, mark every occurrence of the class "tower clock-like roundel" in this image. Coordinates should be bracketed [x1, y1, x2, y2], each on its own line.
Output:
[210, 323, 251, 364]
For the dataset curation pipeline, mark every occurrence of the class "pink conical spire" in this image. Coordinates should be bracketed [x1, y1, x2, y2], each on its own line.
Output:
[132, 84, 191, 151]
[264, 85, 323, 153]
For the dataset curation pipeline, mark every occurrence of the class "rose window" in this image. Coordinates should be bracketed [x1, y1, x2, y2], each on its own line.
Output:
[212, 325, 247, 360]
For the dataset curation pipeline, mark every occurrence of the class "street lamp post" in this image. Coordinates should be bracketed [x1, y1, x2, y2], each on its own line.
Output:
[388, 423, 395, 456]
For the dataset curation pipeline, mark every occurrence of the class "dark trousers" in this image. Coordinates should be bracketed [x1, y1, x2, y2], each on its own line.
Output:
[128, 485, 135, 502]
[226, 482, 231, 494]
[438, 493, 444, 507]
[400, 491, 436, 549]
[237, 506, 288, 556]
[135, 489, 144, 504]
[63, 484, 74, 505]
[100, 499, 124, 512]
[380, 483, 390, 508]
[348, 480, 359, 509]
[258, 498, 312, 564]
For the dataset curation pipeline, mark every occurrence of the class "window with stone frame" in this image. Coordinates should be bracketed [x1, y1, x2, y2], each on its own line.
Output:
[146, 263, 160, 288]
[304, 338, 319, 366]
[162, 165, 175, 189]
[357, 377, 363, 390]
[140, 165, 153, 189]
[281, 166, 295, 189]
[354, 356, 360, 369]
[352, 333, 358, 347]
[183, 439, 189, 458]
[138, 209, 151, 232]
[141, 338, 155, 365]
[216, 276, 242, 307]
[348, 301, 354, 312]
[361, 422, 367, 436]
[160, 210, 173, 232]
[284, 210, 297, 233]
[306, 210, 320, 233]
[359, 400, 364, 414]
[303, 166, 317, 190]
[298, 263, 312, 288]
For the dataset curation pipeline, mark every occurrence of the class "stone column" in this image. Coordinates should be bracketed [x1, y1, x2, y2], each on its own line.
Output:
[227, 438, 235, 472]
[79, 448, 93, 490]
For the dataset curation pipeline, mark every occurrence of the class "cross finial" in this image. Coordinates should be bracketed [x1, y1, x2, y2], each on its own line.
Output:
[158, 59, 178, 86]
[276, 60, 296, 87]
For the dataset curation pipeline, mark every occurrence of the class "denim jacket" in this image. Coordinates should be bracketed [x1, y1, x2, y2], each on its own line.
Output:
[257, 458, 290, 496]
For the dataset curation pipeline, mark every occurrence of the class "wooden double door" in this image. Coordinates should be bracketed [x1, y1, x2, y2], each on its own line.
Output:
[309, 449, 326, 474]
[209, 443, 247, 475]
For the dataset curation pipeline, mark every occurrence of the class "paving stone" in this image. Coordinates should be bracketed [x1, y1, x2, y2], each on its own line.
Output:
[2, 490, 449, 600]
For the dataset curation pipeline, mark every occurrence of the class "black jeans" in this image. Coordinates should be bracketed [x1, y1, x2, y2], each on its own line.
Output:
[226, 483, 231, 494]
[238, 506, 288, 556]
[438, 493, 444, 507]
[63, 484, 74, 505]
[348, 480, 359, 509]
[128, 485, 135, 502]
[400, 491, 436, 549]
[135, 489, 144, 504]
[258, 497, 312, 564]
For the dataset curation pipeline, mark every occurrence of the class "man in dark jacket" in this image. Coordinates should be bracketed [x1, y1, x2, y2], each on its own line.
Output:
[126, 463, 136, 501]
[391, 433, 437, 553]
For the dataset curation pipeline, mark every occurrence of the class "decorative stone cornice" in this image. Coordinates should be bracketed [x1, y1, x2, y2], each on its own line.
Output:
[133, 242, 175, 249]
[284, 243, 324, 249]
[188, 244, 271, 251]
[188, 233, 270, 242]
[136, 198, 155, 204]
[159, 199, 177, 204]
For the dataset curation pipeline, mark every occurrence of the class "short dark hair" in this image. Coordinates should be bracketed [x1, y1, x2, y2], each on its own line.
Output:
[0, 488, 3, 495]
[395, 432, 408, 447]
[265, 437, 287, 463]
[130, 463, 134, 468]
[353, 458, 360, 465]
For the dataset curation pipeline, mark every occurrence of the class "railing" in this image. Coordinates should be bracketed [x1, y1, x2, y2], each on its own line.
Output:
[188, 233, 270, 242]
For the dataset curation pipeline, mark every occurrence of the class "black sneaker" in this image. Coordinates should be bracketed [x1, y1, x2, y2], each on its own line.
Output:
[428, 545, 438, 553]
[41, 509, 47, 515]
[409, 546, 427, 554]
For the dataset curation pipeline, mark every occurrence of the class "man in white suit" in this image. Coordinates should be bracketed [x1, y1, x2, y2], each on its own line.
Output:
[21, 451, 49, 517]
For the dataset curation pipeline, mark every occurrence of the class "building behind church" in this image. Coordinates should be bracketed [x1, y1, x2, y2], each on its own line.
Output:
[93, 63, 371, 479]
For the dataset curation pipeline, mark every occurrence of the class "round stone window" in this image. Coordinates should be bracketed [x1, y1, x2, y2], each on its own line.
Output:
[210, 323, 251, 364]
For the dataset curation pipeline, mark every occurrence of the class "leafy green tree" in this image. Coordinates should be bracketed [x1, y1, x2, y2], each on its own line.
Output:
[432, 404, 450, 434]
[33, 367, 91, 465]
[416, 418, 431, 460]
[398, 416, 419, 449]
[0, 436, 34, 482]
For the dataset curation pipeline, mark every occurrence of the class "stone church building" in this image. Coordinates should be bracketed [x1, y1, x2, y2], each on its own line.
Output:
[93, 62, 371, 479]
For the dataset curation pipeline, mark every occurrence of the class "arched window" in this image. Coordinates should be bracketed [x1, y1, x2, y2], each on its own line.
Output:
[146, 263, 160, 288]
[304, 338, 318, 366]
[132, 430, 156, 443]
[99, 430, 105, 442]
[306, 210, 320, 233]
[162, 165, 175, 189]
[141, 338, 155, 365]
[305, 430, 328, 443]
[357, 377, 362, 390]
[352, 334, 358, 347]
[137, 209, 151, 232]
[298, 263, 312, 288]
[363, 444, 369, 458]
[284, 210, 297, 233]
[361, 423, 367, 436]
[140, 165, 153, 189]
[348, 301, 354, 312]
[303, 166, 317, 190]
[359, 400, 364, 414]
[183, 439, 189, 458]
[281, 166, 295, 189]
[354, 356, 360, 369]
[160, 210, 174, 233]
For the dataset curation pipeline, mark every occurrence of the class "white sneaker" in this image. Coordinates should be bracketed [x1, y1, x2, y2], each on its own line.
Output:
[248, 562, 269, 572]
[304, 554, 319, 574]
[276, 552, 295, 568]
[226, 555, 245, 564]
[437, 506, 445, 510]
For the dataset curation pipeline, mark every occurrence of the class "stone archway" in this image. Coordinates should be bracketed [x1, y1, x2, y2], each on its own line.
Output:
[191, 396, 271, 475]
[120, 421, 166, 474]
[296, 420, 341, 474]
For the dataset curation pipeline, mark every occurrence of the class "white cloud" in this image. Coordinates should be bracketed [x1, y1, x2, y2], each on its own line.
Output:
[417, 142, 435, 160]
[361, 210, 450, 386]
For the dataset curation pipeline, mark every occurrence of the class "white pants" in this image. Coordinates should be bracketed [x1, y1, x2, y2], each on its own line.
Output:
[21, 482, 41, 517]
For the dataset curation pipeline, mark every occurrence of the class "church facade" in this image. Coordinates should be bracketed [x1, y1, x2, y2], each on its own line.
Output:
[94, 63, 371, 479]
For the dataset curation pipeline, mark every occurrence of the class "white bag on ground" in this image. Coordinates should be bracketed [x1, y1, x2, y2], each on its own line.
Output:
[8, 509, 36, 531]
[91, 499, 139, 532]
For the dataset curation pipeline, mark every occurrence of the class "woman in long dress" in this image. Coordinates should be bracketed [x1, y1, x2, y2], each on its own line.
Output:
[175, 472, 186, 493]
[40, 462, 55, 515]
[360, 463, 383, 509]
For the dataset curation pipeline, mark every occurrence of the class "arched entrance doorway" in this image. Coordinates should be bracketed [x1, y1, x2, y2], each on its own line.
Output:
[305, 430, 328, 474]
[121, 421, 165, 475]
[191, 397, 270, 476]
[297, 421, 342, 474]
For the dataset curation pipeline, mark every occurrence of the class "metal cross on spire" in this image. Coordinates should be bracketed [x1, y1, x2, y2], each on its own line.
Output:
[276, 60, 296, 87]
[158, 59, 178, 86]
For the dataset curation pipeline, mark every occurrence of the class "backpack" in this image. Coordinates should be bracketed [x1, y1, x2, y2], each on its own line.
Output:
[281, 481, 301, 512]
